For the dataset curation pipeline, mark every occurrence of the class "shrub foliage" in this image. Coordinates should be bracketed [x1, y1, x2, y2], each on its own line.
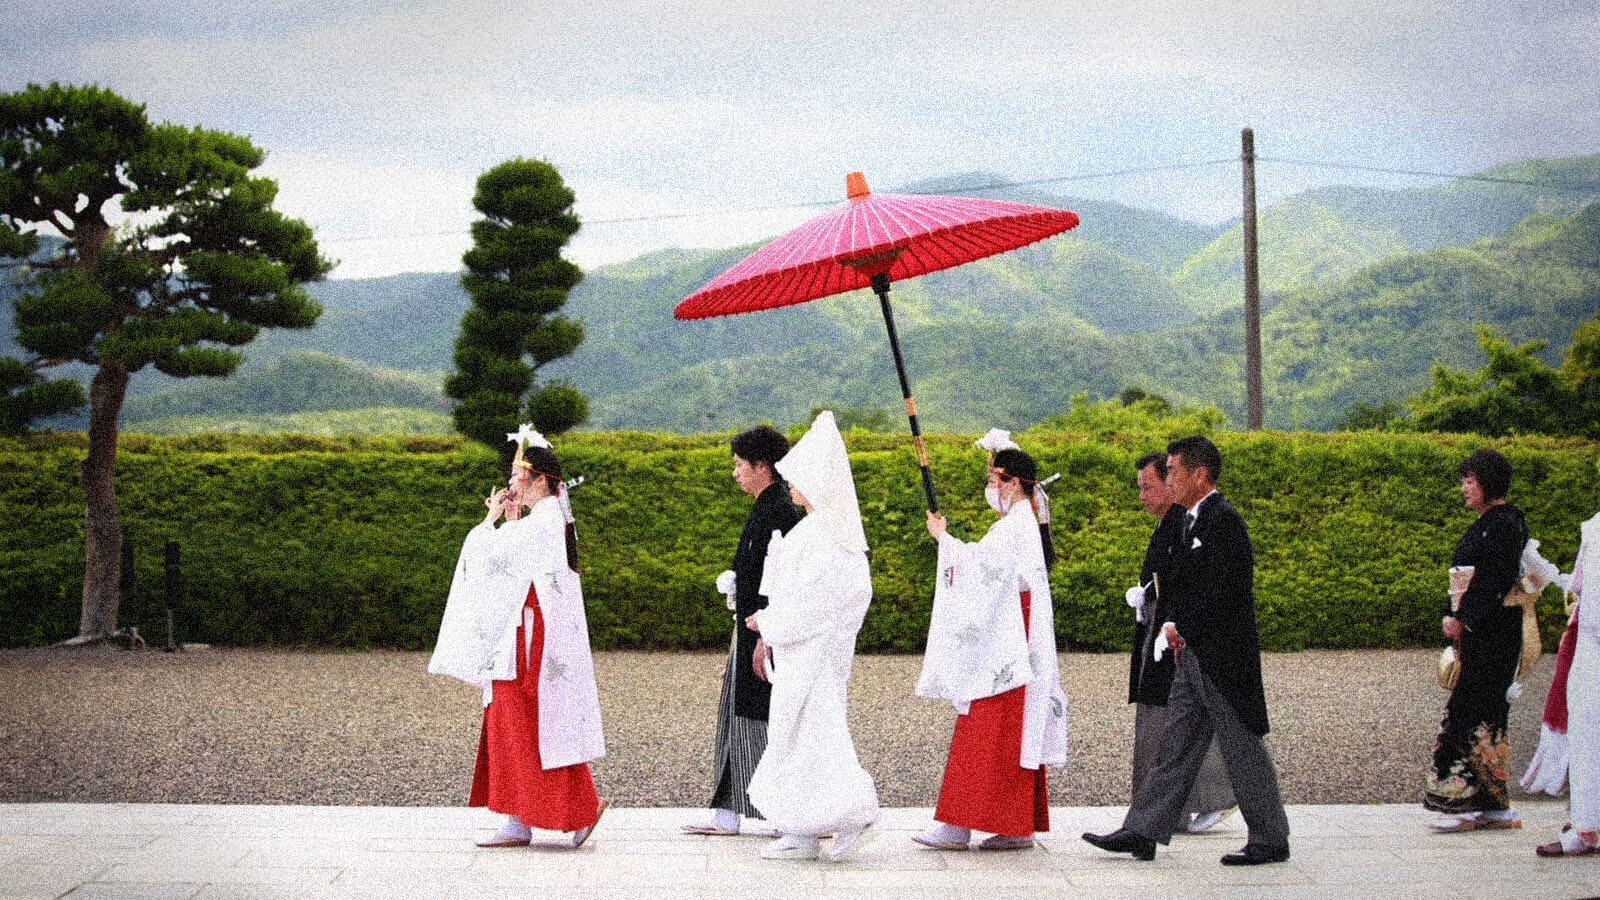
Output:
[1, 429, 1592, 651]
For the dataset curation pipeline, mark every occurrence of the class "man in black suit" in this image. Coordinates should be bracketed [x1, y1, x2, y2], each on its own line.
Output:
[1126, 453, 1235, 834]
[1085, 436, 1290, 865]
[684, 425, 801, 836]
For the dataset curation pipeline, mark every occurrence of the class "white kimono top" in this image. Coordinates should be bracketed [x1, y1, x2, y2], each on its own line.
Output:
[917, 501, 1070, 769]
[746, 514, 879, 835]
[429, 496, 606, 770]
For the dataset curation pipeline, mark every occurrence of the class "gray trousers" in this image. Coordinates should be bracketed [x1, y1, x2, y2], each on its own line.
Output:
[1133, 702, 1235, 829]
[1123, 651, 1289, 847]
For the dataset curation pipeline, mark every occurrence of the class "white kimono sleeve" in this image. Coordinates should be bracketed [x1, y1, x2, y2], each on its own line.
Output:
[916, 527, 1032, 714]
[428, 521, 529, 689]
[758, 527, 870, 649]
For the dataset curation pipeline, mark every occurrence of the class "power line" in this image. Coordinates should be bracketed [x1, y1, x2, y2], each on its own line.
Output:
[310, 154, 1599, 246]
[904, 158, 1238, 197]
[1257, 156, 1600, 192]
[313, 159, 1240, 244]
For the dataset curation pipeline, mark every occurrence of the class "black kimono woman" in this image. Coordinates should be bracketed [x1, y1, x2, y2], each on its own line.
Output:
[1425, 449, 1528, 830]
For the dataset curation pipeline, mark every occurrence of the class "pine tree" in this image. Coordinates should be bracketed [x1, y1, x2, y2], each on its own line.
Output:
[0, 83, 329, 640]
[446, 159, 587, 461]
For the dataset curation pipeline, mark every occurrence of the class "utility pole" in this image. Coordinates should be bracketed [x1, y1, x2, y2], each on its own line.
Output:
[1241, 127, 1264, 431]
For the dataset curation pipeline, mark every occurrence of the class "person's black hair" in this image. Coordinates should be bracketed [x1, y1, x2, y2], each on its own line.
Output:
[1135, 451, 1168, 481]
[522, 445, 580, 572]
[992, 447, 1058, 570]
[731, 425, 790, 473]
[1460, 448, 1512, 502]
[1167, 436, 1223, 484]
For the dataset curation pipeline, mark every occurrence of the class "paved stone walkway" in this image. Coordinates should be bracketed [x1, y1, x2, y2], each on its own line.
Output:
[2, 800, 1595, 899]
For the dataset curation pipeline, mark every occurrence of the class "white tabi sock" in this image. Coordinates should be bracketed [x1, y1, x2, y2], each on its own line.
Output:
[713, 808, 740, 832]
[1480, 809, 1519, 822]
[493, 815, 532, 841]
[931, 823, 971, 844]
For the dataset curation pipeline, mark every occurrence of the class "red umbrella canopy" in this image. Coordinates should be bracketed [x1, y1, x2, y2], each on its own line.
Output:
[675, 172, 1079, 320]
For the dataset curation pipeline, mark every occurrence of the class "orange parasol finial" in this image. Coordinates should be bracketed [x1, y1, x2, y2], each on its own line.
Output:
[846, 171, 870, 200]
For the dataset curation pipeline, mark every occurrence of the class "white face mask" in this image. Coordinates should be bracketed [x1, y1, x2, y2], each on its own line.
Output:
[985, 486, 1011, 514]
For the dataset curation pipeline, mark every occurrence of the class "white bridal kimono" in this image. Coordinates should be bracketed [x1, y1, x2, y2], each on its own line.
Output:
[745, 410, 880, 837]
[1562, 513, 1600, 831]
[917, 501, 1070, 770]
[429, 496, 605, 770]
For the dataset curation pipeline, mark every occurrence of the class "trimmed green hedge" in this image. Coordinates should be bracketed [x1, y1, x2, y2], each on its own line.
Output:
[1, 429, 1593, 651]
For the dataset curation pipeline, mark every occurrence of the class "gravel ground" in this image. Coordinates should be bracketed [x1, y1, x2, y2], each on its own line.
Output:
[0, 646, 1556, 809]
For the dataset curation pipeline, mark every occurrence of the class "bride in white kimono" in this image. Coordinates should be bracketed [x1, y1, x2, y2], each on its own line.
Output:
[745, 410, 880, 862]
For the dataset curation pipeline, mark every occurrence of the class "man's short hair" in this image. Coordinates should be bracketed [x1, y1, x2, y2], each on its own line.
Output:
[731, 425, 789, 469]
[1135, 452, 1168, 481]
[1167, 436, 1222, 484]
[1460, 448, 1513, 501]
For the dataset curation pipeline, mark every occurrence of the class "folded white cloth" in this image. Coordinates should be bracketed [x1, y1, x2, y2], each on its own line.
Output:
[976, 429, 1020, 454]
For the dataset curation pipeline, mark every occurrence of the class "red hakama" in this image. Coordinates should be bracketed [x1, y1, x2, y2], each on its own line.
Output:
[469, 586, 601, 832]
[933, 590, 1049, 836]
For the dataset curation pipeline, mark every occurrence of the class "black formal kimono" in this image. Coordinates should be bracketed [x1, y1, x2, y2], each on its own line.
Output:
[708, 480, 800, 817]
[1425, 503, 1527, 814]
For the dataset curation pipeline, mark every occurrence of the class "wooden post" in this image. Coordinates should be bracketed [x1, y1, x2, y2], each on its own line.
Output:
[1242, 128, 1264, 431]
[164, 540, 181, 652]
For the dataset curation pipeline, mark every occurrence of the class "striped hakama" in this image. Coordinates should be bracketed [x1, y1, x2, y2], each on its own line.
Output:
[708, 633, 768, 817]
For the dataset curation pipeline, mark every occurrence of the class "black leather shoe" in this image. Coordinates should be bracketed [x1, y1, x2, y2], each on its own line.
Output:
[1081, 829, 1156, 860]
[1221, 843, 1290, 865]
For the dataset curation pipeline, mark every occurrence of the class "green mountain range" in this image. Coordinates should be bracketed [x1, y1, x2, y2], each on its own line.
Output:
[120, 351, 449, 420]
[5, 155, 1598, 434]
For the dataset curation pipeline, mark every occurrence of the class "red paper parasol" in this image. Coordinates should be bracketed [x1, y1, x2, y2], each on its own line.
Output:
[676, 172, 1079, 511]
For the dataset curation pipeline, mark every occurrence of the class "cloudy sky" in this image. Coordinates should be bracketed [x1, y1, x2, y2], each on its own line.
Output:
[6, 0, 1597, 278]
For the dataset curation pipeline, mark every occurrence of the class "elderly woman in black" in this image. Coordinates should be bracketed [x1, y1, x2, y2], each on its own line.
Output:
[1426, 449, 1528, 832]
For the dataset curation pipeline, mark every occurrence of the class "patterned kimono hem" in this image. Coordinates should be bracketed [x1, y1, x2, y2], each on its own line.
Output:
[1424, 723, 1512, 814]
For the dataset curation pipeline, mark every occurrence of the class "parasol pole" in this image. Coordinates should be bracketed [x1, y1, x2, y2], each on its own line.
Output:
[869, 272, 940, 513]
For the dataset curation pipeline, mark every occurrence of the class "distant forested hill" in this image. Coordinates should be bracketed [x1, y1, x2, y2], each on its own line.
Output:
[4, 156, 1597, 434]
[546, 159, 1600, 432]
[121, 352, 448, 420]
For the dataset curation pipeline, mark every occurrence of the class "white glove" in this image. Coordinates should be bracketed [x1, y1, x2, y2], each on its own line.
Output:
[1152, 626, 1170, 662]
[716, 570, 737, 611]
[1126, 584, 1147, 623]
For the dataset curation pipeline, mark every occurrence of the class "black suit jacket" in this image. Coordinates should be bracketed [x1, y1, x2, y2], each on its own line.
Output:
[730, 481, 800, 720]
[1163, 492, 1270, 735]
[1128, 504, 1186, 706]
